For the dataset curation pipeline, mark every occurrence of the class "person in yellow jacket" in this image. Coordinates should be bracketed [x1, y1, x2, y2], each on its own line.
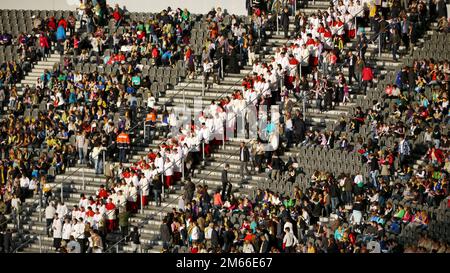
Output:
[369, 1, 377, 30]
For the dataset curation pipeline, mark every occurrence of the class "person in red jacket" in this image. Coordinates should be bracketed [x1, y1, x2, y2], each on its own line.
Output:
[48, 16, 57, 32]
[112, 4, 123, 29]
[428, 146, 444, 166]
[361, 65, 373, 94]
[97, 185, 109, 200]
[58, 18, 67, 30]
[39, 32, 50, 60]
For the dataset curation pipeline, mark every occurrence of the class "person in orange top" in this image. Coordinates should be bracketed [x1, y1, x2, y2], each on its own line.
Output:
[145, 110, 157, 142]
[213, 190, 223, 208]
[116, 130, 130, 163]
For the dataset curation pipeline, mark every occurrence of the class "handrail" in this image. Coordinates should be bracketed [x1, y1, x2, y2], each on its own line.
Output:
[12, 236, 34, 253]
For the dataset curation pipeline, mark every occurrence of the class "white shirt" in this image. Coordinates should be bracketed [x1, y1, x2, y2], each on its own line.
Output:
[62, 223, 72, 240]
[52, 218, 63, 238]
[28, 178, 38, 191]
[45, 205, 56, 220]
[20, 177, 30, 188]
[191, 226, 200, 241]
[75, 222, 85, 239]
[79, 198, 89, 209]
[283, 232, 298, 247]
[56, 204, 69, 218]
[243, 242, 255, 253]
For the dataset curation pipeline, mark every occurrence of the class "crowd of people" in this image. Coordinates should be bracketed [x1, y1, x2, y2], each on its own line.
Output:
[154, 0, 450, 254]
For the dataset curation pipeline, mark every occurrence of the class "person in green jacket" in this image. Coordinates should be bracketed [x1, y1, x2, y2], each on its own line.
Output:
[181, 8, 190, 21]
[118, 208, 130, 241]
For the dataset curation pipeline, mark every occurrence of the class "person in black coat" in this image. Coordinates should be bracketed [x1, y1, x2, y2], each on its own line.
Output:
[160, 218, 172, 250]
[3, 229, 12, 253]
[183, 178, 195, 204]
[239, 142, 250, 183]
[346, 51, 358, 85]
[259, 234, 269, 253]
[270, 152, 284, 182]
[129, 226, 141, 253]
[280, 7, 290, 38]
[222, 226, 235, 252]
[221, 164, 229, 201]
[293, 110, 306, 145]
[211, 226, 219, 249]
[407, 66, 416, 95]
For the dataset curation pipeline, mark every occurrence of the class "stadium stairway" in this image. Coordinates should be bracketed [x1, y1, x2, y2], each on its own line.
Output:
[16, 53, 61, 95]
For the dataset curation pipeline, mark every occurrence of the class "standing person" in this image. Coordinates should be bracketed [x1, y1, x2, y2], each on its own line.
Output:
[239, 142, 251, 185]
[391, 28, 400, 61]
[105, 198, 117, 233]
[116, 130, 130, 163]
[293, 110, 306, 145]
[398, 135, 411, 170]
[62, 218, 72, 244]
[3, 229, 13, 253]
[259, 234, 269, 253]
[76, 131, 86, 164]
[118, 208, 130, 241]
[280, 7, 290, 38]
[11, 194, 22, 226]
[129, 226, 141, 253]
[361, 65, 373, 94]
[346, 51, 358, 85]
[357, 32, 368, 63]
[55, 23, 66, 55]
[203, 59, 214, 89]
[221, 164, 229, 201]
[67, 12, 76, 37]
[183, 178, 195, 205]
[160, 218, 172, 250]
[52, 213, 63, 251]
[153, 175, 163, 206]
[270, 152, 284, 182]
[282, 227, 298, 253]
[45, 202, 56, 236]
[75, 217, 86, 253]
[400, 16, 410, 51]
[39, 32, 50, 60]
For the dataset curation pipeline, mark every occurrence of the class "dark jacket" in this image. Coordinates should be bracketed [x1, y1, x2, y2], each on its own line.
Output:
[129, 230, 140, 244]
[344, 179, 353, 192]
[211, 229, 219, 248]
[239, 147, 250, 162]
[280, 11, 289, 28]
[293, 117, 306, 142]
[184, 181, 196, 202]
[260, 240, 269, 253]
[160, 223, 172, 242]
[221, 169, 228, 185]
[329, 183, 340, 198]
[271, 156, 284, 170]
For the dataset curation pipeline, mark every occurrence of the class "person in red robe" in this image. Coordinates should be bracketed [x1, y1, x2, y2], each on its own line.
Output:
[105, 198, 116, 232]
